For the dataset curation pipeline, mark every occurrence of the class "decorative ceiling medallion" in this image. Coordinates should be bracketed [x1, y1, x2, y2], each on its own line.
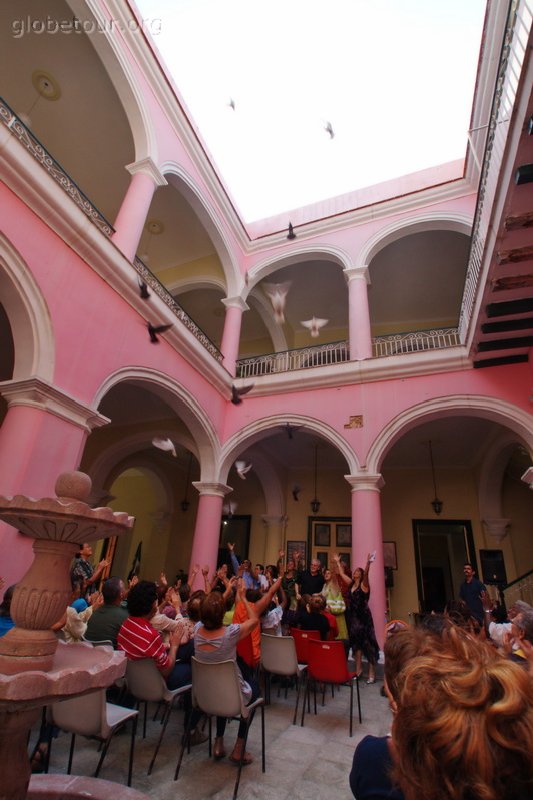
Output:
[31, 70, 61, 101]
[344, 415, 363, 429]
[146, 220, 164, 235]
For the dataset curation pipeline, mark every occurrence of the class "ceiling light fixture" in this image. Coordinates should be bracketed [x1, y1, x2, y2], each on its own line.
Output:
[310, 444, 321, 514]
[428, 439, 443, 515]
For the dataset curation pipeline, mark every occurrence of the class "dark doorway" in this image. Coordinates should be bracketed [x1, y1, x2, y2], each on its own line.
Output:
[412, 519, 477, 614]
[218, 515, 251, 573]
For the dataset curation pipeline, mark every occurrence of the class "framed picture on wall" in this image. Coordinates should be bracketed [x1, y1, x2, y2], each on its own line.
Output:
[287, 540, 307, 565]
[336, 524, 351, 547]
[314, 524, 331, 547]
[383, 541, 398, 570]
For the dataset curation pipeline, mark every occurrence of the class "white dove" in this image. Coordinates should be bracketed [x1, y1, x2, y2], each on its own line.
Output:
[301, 317, 329, 337]
[324, 121, 335, 139]
[235, 460, 252, 479]
[223, 500, 238, 517]
[152, 436, 177, 457]
[262, 281, 291, 324]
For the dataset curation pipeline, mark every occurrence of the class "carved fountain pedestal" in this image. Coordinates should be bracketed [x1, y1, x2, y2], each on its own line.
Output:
[0, 471, 147, 800]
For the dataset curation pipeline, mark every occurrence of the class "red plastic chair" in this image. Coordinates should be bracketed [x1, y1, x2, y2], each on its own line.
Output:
[301, 638, 362, 736]
[289, 628, 320, 664]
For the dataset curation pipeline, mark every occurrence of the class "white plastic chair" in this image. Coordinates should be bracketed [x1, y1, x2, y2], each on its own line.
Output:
[47, 689, 138, 785]
[125, 657, 191, 775]
[174, 657, 265, 800]
[260, 633, 307, 724]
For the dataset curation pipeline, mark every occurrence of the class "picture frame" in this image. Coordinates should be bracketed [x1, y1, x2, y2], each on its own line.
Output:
[383, 541, 398, 570]
[336, 524, 352, 547]
[286, 540, 307, 566]
[314, 523, 331, 547]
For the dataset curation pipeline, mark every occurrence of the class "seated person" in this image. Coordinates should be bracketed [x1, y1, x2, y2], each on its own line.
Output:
[298, 594, 330, 641]
[53, 582, 103, 642]
[117, 580, 206, 745]
[260, 587, 286, 636]
[0, 584, 16, 638]
[391, 625, 533, 800]
[85, 576, 128, 648]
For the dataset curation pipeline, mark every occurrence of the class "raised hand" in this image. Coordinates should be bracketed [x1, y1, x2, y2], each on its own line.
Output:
[227, 542, 235, 552]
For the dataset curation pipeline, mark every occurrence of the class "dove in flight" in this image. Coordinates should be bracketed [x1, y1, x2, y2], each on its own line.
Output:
[301, 317, 328, 337]
[148, 322, 173, 343]
[231, 384, 254, 405]
[324, 121, 335, 139]
[228, 98, 236, 110]
[138, 278, 150, 299]
[263, 281, 291, 324]
[292, 484, 302, 501]
[152, 437, 177, 457]
[235, 460, 252, 480]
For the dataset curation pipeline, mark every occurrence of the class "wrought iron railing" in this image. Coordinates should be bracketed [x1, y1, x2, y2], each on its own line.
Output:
[503, 568, 533, 609]
[0, 96, 114, 236]
[458, 0, 532, 341]
[133, 257, 223, 361]
[236, 327, 460, 377]
[372, 328, 460, 357]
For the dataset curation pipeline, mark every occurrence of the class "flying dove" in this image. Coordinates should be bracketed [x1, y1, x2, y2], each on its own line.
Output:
[292, 484, 302, 501]
[152, 437, 177, 457]
[263, 281, 291, 324]
[148, 322, 173, 343]
[138, 278, 150, 299]
[301, 317, 329, 337]
[228, 98, 236, 110]
[324, 121, 335, 139]
[231, 384, 254, 405]
[235, 460, 252, 480]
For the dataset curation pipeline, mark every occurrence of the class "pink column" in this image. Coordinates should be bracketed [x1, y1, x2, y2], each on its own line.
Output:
[111, 158, 167, 262]
[344, 266, 372, 360]
[188, 482, 231, 590]
[220, 297, 249, 377]
[0, 379, 108, 586]
[345, 474, 387, 649]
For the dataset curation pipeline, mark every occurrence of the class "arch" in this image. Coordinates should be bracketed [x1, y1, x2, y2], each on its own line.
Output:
[0, 234, 55, 381]
[357, 211, 473, 267]
[246, 244, 353, 294]
[159, 164, 242, 295]
[218, 414, 360, 481]
[92, 367, 220, 481]
[366, 395, 533, 474]
[65, 0, 156, 161]
[226, 449, 285, 520]
[478, 431, 527, 522]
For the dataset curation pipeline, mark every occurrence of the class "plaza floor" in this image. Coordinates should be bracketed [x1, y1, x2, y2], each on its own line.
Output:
[28, 672, 392, 800]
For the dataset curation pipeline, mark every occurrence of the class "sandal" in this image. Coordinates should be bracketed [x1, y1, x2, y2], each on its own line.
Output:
[228, 752, 253, 766]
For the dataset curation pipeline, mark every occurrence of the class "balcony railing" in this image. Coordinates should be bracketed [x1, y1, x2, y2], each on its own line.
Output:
[458, 0, 532, 341]
[236, 327, 459, 377]
[133, 258, 223, 362]
[0, 96, 114, 237]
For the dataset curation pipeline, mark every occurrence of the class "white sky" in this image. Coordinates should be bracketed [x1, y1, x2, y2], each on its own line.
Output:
[135, 0, 487, 221]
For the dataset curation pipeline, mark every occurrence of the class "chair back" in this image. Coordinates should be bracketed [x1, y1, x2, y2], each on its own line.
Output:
[51, 689, 107, 738]
[307, 639, 350, 684]
[289, 628, 320, 663]
[260, 634, 298, 675]
[191, 657, 246, 719]
[126, 657, 167, 703]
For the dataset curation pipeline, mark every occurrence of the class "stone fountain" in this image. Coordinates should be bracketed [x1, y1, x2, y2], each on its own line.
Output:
[0, 471, 146, 800]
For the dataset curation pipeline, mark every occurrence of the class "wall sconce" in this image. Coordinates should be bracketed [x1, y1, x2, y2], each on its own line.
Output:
[310, 444, 321, 513]
[428, 440, 443, 515]
[180, 450, 193, 512]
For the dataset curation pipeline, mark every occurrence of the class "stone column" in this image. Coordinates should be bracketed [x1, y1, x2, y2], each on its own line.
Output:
[220, 296, 249, 377]
[344, 266, 372, 361]
[260, 514, 287, 565]
[345, 473, 387, 648]
[188, 482, 232, 590]
[111, 157, 167, 261]
[0, 378, 109, 584]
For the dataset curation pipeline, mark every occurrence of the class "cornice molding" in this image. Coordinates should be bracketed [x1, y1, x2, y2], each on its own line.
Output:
[344, 266, 370, 285]
[126, 157, 167, 186]
[222, 296, 249, 312]
[192, 482, 232, 498]
[344, 474, 385, 492]
[0, 377, 110, 432]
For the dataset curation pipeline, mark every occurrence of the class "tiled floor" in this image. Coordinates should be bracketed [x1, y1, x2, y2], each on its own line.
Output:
[29, 674, 392, 800]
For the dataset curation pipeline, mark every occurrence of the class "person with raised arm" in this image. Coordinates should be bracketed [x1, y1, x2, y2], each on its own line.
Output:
[338, 552, 380, 683]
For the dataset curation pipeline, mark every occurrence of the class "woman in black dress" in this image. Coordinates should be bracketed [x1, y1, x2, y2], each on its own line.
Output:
[340, 553, 380, 683]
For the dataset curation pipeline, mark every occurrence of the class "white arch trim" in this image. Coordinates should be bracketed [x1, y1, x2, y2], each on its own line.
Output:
[367, 395, 533, 474]
[167, 276, 227, 295]
[92, 367, 220, 480]
[477, 431, 527, 523]
[358, 211, 473, 267]
[245, 243, 353, 294]
[0, 234, 55, 382]
[219, 414, 360, 480]
[159, 163, 241, 295]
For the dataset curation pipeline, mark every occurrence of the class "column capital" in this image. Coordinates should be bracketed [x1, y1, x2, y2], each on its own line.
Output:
[222, 296, 250, 312]
[0, 378, 109, 432]
[483, 518, 511, 543]
[261, 514, 288, 526]
[192, 481, 232, 498]
[125, 157, 167, 187]
[344, 265, 370, 285]
[344, 473, 385, 492]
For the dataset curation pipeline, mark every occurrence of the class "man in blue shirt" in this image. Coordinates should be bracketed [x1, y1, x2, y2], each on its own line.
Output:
[227, 542, 261, 590]
[459, 563, 486, 624]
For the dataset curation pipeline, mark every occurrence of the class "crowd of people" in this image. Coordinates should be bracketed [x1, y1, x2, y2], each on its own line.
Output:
[1, 548, 532, 795]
